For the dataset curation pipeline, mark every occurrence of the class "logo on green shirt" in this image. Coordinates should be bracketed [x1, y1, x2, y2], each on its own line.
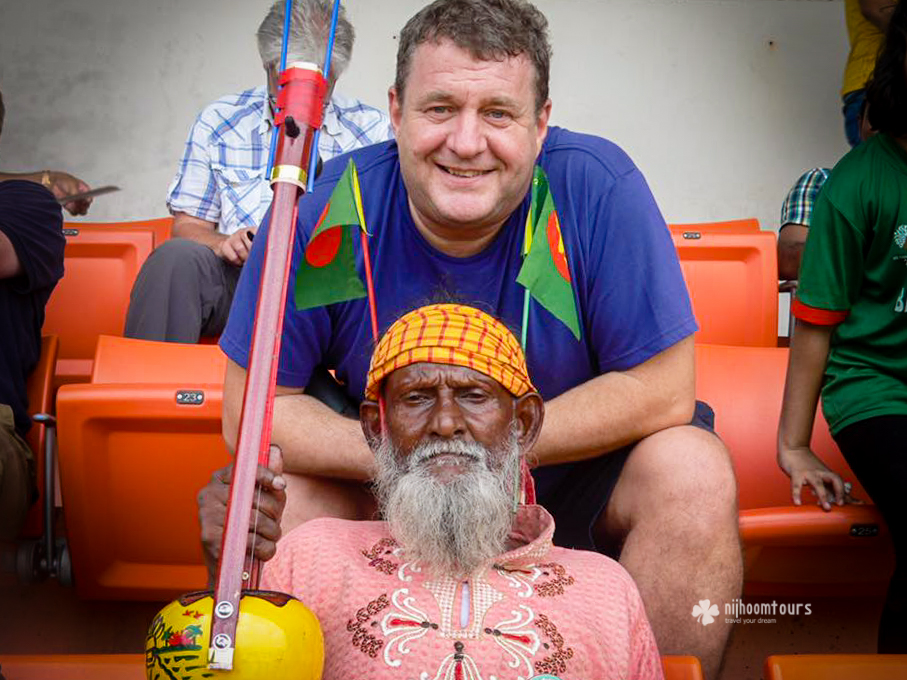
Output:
[895, 224, 907, 250]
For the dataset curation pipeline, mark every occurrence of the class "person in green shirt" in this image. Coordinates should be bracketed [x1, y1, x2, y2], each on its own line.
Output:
[778, 0, 907, 653]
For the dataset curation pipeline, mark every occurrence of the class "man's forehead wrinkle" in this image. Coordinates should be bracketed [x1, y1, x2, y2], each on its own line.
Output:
[394, 365, 444, 390]
[410, 44, 532, 96]
[414, 90, 458, 107]
[393, 363, 502, 391]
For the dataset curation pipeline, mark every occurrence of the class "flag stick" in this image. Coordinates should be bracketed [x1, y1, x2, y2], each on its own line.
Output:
[306, 0, 342, 192]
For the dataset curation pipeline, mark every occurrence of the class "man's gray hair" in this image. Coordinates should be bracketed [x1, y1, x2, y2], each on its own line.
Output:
[394, 0, 551, 113]
[257, 0, 354, 79]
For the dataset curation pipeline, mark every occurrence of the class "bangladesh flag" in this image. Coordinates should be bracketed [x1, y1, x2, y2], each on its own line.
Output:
[294, 159, 368, 310]
[516, 166, 581, 340]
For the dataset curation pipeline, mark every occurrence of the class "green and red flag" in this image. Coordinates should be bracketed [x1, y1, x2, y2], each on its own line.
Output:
[516, 166, 581, 340]
[294, 159, 368, 310]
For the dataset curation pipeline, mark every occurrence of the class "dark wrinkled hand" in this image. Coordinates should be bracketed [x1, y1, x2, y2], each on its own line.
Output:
[198, 446, 286, 579]
[47, 171, 92, 216]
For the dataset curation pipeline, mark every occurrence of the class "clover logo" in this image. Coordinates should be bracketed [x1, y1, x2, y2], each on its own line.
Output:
[895, 225, 907, 250]
[692, 599, 719, 626]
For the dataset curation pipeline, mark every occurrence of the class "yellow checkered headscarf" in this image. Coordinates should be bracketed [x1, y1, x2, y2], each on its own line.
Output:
[365, 304, 535, 401]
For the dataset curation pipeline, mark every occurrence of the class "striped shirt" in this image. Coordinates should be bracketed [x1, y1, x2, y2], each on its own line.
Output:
[167, 87, 394, 235]
[780, 168, 831, 229]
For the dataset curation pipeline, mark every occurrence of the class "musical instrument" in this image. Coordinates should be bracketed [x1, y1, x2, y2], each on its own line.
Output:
[145, 2, 344, 676]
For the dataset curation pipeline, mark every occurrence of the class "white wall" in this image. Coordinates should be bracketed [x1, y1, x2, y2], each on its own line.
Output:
[0, 0, 849, 235]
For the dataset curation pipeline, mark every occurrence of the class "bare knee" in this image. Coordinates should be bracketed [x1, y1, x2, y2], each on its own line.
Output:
[606, 426, 738, 539]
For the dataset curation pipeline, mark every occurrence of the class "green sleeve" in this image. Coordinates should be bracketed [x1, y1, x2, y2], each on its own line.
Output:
[796, 180, 866, 313]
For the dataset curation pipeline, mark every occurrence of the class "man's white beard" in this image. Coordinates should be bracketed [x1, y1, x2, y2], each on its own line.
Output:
[374, 433, 519, 578]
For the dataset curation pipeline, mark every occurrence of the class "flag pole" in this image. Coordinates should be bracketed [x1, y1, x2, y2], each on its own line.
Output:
[348, 164, 384, 424]
[305, 0, 342, 192]
[517, 192, 534, 509]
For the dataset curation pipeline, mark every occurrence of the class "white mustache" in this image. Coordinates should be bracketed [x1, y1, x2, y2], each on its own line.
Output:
[407, 439, 488, 469]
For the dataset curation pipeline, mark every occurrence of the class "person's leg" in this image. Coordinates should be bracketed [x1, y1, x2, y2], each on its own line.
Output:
[600, 424, 741, 680]
[0, 406, 35, 541]
[842, 89, 866, 148]
[834, 415, 907, 653]
[124, 238, 238, 343]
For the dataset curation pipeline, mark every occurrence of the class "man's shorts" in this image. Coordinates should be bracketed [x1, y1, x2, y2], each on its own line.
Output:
[0, 404, 38, 541]
[532, 400, 716, 558]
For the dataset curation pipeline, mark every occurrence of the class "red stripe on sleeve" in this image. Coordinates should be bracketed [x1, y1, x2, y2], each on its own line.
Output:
[791, 298, 848, 325]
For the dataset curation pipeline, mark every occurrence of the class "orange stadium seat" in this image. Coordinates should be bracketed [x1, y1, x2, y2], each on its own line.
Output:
[672, 228, 778, 347]
[662, 655, 704, 680]
[18, 335, 73, 585]
[20, 335, 58, 540]
[695, 343, 894, 596]
[56, 335, 230, 600]
[669, 217, 761, 234]
[65, 216, 173, 247]
[764, 653, 907, 680]
[42, 221, 169, 388]
[0, 653, 705, 680]
[0, 654, 145, 680]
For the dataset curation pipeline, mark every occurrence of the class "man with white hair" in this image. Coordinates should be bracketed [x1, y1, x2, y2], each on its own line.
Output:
[200, 303, 664, 679]
[124, 0, 392, 343]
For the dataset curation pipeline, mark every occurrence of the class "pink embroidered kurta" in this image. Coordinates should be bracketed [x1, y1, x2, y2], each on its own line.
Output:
[262, 505, 664, 680]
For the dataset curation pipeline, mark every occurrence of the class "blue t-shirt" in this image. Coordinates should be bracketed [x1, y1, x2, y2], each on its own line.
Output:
[222, 126, 695, 406]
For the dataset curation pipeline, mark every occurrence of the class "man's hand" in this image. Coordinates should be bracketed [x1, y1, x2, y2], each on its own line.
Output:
[45, 171, 92, 216]
[216, 227, 256, 266]
[198, 446, 286, 581]
[778, 445, 859, 511]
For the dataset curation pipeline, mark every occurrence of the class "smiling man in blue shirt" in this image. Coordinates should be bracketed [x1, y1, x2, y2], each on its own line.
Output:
[218, 1, 741, 676]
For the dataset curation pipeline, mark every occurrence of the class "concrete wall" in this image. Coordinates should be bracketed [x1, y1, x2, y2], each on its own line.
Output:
[0, 0, 849, 233]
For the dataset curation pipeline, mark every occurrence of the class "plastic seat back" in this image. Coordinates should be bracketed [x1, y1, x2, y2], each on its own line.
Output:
[673, 229, 778, 347]
[695, 343, 894, 595]
[64, 216, 173, 247]
[764, 654, 907, 680]
[0, 654, 146, 680]
[669, 218, 761, 234]
[56, 336, 230, 600]
[20, 335, 58, 538]
[662, 655, 704, 680]
[43, 223, 158, 388]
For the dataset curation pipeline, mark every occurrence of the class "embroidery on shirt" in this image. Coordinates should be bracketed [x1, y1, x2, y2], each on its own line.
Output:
[533, 563, 575, 598]
[425, 576, 503, 639]
[380, 588, 437, 668]
[347, 593, 390, 658]
[428, 641, 482, 680]
[399, 558, 422, 583]
[494, 564, 542, 599]
[361, 537, 401, 575]
[484, 604, 541, 678]
[533, 613, 574, 676]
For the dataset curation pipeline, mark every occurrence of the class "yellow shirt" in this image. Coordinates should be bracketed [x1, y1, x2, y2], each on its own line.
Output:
[842, 0, 885, 96]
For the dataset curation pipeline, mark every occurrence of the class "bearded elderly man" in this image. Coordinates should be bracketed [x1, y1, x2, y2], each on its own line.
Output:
[218, 0, 741, 676]
[201, 304, 664, 679]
